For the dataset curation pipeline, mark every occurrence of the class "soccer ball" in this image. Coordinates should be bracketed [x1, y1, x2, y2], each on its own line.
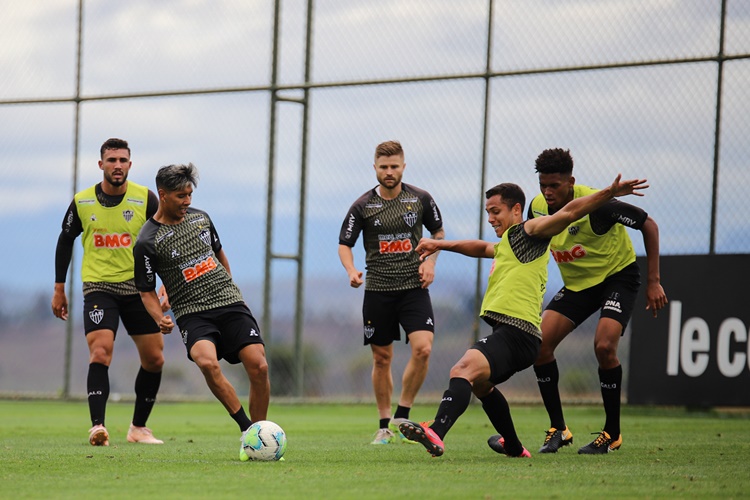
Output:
[241, 420, 287, 461]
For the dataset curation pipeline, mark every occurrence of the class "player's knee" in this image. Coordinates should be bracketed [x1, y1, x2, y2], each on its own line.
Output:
[412, 344, 431, 362]
[449, 360, 471, 379]
[89, 346, 112, 365]
[594, 341, 618, 362]
[194, 357, 221, 377]
[248, 357, 269, 381]
[141, 353, 164, 372]
[371, 351, 392, 367]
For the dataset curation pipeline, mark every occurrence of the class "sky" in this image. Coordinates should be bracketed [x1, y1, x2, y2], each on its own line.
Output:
[0, 0, 748, 311]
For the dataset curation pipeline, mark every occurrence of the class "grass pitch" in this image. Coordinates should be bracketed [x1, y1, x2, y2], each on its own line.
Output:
[1, 400, 748, 499]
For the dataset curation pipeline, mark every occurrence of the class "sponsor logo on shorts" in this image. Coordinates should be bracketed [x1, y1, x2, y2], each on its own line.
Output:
[553, 291, 564, 301]
[89, 308, 104, 324]
[180, 329, 188, 344]
[478, 337, 487, 343]
[603, 299, 622, 313]
[364, 324, 375, 339]
[249, 329, 259, 336]
[426, 317, 433, 326]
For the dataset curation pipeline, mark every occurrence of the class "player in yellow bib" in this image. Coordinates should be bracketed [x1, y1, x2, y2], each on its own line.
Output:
[528, 149, 668, 455]
[52, 138, 166, 446]
[397, 173, 649, 459]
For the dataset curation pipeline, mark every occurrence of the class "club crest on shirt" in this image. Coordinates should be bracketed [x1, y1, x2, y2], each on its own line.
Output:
[402, 211, 417, 227]
[122, 209, 134, 222]
[89, 308, 104, 325]
[568, 226, 580, 236]
[199, 228, 211, 246]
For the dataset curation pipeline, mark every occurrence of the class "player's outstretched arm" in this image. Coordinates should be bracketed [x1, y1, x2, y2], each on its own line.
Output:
[416, 238, 494, 260]
[527, 174, 648, 239]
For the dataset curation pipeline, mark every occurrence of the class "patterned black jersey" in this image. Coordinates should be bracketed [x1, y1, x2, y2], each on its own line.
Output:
[339, 183, 443, 291]
[133, 208, 244, 319]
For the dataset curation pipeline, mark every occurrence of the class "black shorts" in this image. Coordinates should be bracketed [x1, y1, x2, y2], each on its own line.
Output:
[176, 302, 264, 364]
[471, 323, 541, 385]
[362, 288, 435, 346]
[82, 291, 159, 336]
[545, 262, 641, 331]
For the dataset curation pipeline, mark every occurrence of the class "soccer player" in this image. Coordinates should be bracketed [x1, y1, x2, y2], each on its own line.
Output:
[52, 138, 165, 446]
[398, 174, 648, 458]
[526, 148, 667, 454]
[133, 163, 270, 461]
[338, 140, 445, 444]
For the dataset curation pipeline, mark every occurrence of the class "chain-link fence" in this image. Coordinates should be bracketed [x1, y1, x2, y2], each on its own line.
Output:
[1, 1, 748, 403]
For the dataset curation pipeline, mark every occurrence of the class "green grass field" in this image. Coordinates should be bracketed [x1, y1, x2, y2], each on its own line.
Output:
[1, 400, 748, 499]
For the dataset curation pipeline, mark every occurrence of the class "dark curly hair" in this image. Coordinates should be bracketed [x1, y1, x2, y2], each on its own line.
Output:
[535, 148, 573, 175]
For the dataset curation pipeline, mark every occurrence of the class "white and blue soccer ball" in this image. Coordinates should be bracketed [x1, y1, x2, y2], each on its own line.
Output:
[242, 420, 287, 461]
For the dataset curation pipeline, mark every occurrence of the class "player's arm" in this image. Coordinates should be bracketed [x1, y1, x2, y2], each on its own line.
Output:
[525, 174, 648, 239]
[133, 224, 172, 333]
[338, 244, 363, 288]
[641, 216, 668, 317]
[52, 201, 81, 321]
[416, 237, 494, 260]
[139, 290, 174, 334]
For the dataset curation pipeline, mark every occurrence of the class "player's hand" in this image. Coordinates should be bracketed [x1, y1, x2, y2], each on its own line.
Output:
[419, 258, 435, 288]
[159, 315, 174, 334]
[348, 270, 364, 288]
[158, 285, 171, 313]
[608, 174, 649, 198]
[415, 238, 439, 260]
[645, 282, 668, 318]
[51, 288, 68, 321]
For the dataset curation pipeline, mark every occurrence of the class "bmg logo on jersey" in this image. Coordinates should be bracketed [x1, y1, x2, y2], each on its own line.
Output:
[551, 244, 587, 263]
[93, 232, 132, 248]
[379, 239, 412, 254]
[182, 256, 217, 282]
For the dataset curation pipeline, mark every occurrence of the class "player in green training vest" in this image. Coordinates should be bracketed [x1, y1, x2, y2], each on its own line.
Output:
[528, 148, 668, 455]
[396, 174, 648, 459]
[52, 138, 166, 447]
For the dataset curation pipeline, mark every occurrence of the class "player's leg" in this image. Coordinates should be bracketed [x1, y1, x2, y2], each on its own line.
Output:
[363, 290, 399, 444]
[396, 288, 435, 421]
[86, 328, 115, 445]
[370, 343, 395, 443]
[191, 339, 245, 416]
[476, 325, 538, 457]
[399, 349, 486, 457]
[534, 309, 576, 452]
[128, 333, 165, 443]
[83, 292, 118, 446]
[399, 329, 433, 411]
[122, 294, 165, 443]
[579, 267, 638, 454]
[238, 343, 270, 422]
